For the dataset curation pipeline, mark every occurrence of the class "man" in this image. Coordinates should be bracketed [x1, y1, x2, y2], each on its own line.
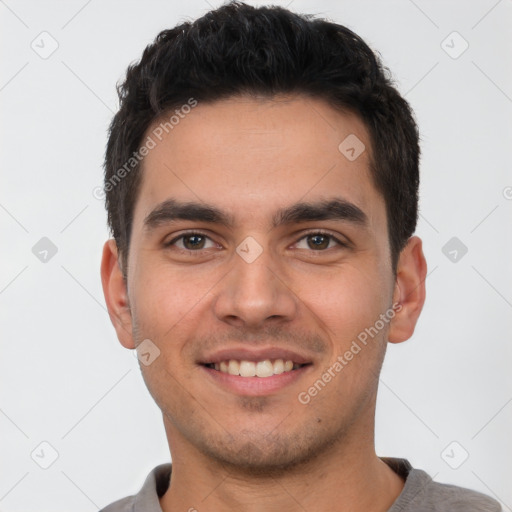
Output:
[99, 2, 501, 511]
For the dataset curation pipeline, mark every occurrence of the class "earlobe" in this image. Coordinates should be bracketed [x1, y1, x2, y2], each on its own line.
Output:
[388, 236, 427, 344]
[100, 239, 135, 349]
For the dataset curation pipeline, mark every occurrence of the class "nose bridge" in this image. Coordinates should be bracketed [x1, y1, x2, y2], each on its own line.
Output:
[213, 238, 297, 327]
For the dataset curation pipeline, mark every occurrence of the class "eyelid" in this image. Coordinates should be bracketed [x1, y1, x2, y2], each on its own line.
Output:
[292, 229, 348, 249]
[165, 229, 348, 251]
[165, 229, 219, 248]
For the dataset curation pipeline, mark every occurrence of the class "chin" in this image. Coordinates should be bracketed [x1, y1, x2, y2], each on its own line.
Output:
[195, 427, 340, 477]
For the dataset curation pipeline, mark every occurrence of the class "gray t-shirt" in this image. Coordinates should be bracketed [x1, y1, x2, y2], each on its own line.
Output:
[99, 457, 502, 511]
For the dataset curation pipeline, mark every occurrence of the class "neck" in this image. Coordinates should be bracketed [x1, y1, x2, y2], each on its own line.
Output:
[159, 414, 405, 512]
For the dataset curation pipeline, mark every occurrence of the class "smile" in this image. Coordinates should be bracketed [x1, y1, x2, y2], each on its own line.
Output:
[204, 359, 307, 378]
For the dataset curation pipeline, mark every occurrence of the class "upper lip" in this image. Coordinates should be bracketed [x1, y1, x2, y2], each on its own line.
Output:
[199, 347, 314, 366]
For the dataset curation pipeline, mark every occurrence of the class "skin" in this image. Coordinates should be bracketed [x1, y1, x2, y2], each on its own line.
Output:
[101, 94, 427, 512]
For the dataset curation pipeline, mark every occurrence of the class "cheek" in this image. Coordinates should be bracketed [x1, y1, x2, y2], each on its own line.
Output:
[130, 258, 218, 338]
[129, 263, 207, 414]
[292, 262, 390, 340]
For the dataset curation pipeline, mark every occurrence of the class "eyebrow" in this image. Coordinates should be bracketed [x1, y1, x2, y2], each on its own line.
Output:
[143, 197, 368, 233]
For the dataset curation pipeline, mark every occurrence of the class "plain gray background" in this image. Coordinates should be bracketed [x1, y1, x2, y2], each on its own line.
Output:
[1, 0, 511, 510]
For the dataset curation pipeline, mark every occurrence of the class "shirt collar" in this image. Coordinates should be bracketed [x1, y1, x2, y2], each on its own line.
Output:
[131, 457, 414, 511]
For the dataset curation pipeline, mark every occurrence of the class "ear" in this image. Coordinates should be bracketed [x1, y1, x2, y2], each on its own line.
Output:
[100, 239, 135, 349]
[388, 236, 427, 344]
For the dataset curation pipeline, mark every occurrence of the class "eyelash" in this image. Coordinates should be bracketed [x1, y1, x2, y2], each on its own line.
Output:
[165, 230, 348, 253]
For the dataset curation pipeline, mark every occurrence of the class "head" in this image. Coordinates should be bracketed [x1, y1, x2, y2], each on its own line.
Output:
[101, 1, 426, 473]
[104, 1, 420, 277]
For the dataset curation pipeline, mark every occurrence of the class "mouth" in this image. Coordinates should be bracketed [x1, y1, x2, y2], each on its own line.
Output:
[199, 349, 314, 396]
[198, 347, 315, 396]
[203, 359, 310, 378]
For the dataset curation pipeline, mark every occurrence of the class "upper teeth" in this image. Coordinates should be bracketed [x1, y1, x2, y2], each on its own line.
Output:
[213, 359, 298, 378]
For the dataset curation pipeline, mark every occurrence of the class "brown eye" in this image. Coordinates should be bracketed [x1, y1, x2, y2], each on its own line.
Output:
[182, 234, 206, 250]
[166, 232, 216, 251]
[295, 232, 343, 251]
[307, 234, 330, 250]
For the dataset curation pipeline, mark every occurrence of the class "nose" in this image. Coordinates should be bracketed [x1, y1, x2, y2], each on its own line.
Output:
[212, 241, 298, 330]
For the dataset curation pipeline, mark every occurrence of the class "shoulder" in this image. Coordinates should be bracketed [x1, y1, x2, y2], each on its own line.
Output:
[99, 495, 135, 512]
[424, 477, 502, 511]
[98, 463, 172, 512]
[401, 468, 502, 512]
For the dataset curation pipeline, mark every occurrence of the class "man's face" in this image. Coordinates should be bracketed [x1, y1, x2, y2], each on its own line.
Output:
[119, 95, 399, 470]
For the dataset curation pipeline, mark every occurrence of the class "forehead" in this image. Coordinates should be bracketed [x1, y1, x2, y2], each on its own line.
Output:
[132, 94, 384, 231]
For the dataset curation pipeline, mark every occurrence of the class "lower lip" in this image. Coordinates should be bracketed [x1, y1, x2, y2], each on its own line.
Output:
[201, 365, 311, 396]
